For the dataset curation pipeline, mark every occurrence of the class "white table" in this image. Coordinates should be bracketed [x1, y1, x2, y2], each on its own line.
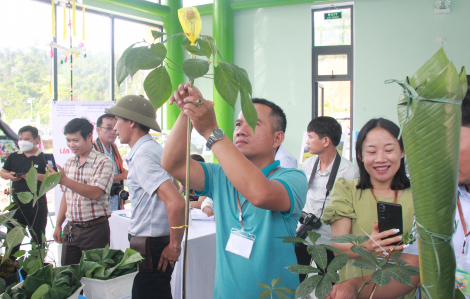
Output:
[109, 209, 217, 299]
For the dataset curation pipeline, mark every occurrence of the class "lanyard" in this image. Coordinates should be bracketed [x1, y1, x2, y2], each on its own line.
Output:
[370, 188, 398, 204]
[457, 196, 470, 254]
[237, 166, 281, 227]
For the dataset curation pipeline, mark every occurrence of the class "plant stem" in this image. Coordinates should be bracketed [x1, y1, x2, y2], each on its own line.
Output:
[182, 79, 194, 299]
[165, 57, 182, 69]
[368, 284, 378, 299]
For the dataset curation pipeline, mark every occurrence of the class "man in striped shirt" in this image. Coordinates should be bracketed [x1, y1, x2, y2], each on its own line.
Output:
[52, 118, 114, 266]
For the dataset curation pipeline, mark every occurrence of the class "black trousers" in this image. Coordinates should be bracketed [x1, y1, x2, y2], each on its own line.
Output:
[132, 238, 175, 299]
[295, 243, 336, 282]
[8, 201, 48, 259]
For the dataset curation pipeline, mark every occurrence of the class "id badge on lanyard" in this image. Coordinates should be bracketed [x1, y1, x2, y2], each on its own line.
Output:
[225, 192, 256, 259]
[225, 228, 256, 259]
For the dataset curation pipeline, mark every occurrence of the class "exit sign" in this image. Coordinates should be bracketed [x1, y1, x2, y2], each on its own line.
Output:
[324, 12, 342, 20]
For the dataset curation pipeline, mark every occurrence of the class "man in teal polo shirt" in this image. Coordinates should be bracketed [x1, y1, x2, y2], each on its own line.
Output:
[162, 84, 308, 298]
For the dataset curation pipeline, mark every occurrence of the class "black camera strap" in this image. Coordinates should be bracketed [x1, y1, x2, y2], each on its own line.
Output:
[308, 151, 342, 217]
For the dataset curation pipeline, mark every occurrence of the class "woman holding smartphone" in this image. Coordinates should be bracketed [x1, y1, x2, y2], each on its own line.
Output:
[321, 118, 416, 299]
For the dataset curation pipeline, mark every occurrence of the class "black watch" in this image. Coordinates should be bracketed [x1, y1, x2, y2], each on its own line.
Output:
[206, 128, 225, 150]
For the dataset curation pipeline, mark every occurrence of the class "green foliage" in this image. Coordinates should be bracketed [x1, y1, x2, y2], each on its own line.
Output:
[266, 233, 420, 299]
[257, 278, 295, 299]
[115, 32, 258, 132]
[80, 244, 143, 280]
[3, 264, 83, 299]
[16, 234, 49, 275]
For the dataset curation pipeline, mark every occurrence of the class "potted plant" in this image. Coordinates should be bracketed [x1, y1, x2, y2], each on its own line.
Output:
[79, 245, 143, 299]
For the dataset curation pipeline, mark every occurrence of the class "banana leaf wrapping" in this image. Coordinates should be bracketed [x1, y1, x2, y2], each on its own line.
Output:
[387, 48, 467, 299]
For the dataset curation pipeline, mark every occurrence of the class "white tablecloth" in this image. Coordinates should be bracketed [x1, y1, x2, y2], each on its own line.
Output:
[109, 209, 216, 299]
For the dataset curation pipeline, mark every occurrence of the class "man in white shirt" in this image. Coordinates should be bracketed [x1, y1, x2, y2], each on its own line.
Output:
[325, 95, 470, 299]
[296, 117, 359, 281]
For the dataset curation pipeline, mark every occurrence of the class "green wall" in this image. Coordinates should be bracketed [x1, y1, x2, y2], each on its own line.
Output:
[354, 0, 470, 131]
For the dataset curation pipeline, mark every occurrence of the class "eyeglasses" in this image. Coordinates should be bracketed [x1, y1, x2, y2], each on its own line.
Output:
[99, 127, 116, 132]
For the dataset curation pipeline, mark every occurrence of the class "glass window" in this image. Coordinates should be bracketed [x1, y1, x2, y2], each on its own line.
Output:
[314, 8, 351, 46]
[0, 0, 53, 210]
[57, 7, 110, 101]
[318, 54, 348, 76]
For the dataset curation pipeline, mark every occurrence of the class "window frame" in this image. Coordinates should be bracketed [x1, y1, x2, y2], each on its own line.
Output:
[32, 0, 163, 102]
[311, 5, 354, 160]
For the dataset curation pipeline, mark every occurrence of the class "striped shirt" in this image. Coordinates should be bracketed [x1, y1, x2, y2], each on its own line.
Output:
[127, 134, 173, 237]
[61, 148, 114, 222]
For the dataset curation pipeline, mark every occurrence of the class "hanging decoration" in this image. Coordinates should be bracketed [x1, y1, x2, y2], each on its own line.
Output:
[49, 0, 86, 101]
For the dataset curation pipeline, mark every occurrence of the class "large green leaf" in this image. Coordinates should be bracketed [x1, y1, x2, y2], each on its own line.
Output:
[38, 169, 61, 199]
[31, 284, 51, 299]
[3, 226, 26, 262]
[307, 231, 322, 245]
[200, 35, 218, 59]
[326, 253, 348, 272]
[182, 59, 210, 82]
[233, 64, 252, 96]
[137, 43, 167, 70]
[16, 192, 33, 205]
[352, 260, 377, 270]
[25, 164, 38, 195]
[259, 289, 271, 299]
[186, 45, 207, 57]
[372, 269, 392, 287]
[214, 62, 239, 109]
[310, 245, 327, 270]
[181, 38, 191, 51]
[116, 43, 136, 86]
[387, 269, 413, 286]
[271, 278, 281, 287]
[125, 46, 148, 77]
[394, 48, 464, 298]
[315, 274, 333, 299]
[197, 38, 212, 60]
[143, 66, 172, 110]
[318, 244, 343, 255]
[151, 30, 166, 40]
[295, 275, 322, 299]
[274, 289, 290, 299]
[276, 236, 308, 244]
[240, 88, 258, 134]
[285, 264, 320, 274]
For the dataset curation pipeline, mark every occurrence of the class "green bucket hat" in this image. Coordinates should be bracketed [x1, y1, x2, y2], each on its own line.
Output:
[107, 95, 161, 132]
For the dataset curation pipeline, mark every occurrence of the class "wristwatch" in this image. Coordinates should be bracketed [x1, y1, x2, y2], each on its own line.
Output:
[206, 128, 225, 150]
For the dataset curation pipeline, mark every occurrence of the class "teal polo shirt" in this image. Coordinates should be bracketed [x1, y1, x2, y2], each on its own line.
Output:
[197, 160, 308, 299]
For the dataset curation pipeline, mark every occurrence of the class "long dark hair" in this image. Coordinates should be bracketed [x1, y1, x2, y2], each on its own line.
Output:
[356, 118, 410, 190]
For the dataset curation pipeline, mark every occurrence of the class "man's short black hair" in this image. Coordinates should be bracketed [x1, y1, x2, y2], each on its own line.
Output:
[307, 117, 342, 147]
[190, 154, 205, 162]
[251, 98, 286, 133]
[462, 90, 470, 128]
[18, 125, 38, 139]
[97, 114, 115, 128]
[64, 118, 94, 140]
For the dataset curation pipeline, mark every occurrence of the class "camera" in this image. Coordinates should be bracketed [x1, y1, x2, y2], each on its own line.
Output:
[119, 190, 129, 201]
[296, 211, 322, 240]
[110, 183, 123, 196]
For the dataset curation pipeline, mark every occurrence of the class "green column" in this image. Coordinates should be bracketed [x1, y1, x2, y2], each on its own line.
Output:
[213, 0, 235, 140]
[162, 0, 184, 130]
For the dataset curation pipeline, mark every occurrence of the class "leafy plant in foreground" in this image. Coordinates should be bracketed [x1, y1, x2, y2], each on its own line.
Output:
[271, 232, 419, 299]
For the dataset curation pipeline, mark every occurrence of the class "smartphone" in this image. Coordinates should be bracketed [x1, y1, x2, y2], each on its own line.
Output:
[14, 173, 26, 178]
[43, 153, 58, 172]
[377, 201, 403, 246]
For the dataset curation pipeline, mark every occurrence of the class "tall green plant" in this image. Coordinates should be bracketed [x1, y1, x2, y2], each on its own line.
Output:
[115, 7, 256, 299]
[115, 22, 257, 132]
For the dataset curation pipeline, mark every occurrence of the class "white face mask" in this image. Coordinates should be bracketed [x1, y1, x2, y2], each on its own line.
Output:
[18, 140, 35, 152]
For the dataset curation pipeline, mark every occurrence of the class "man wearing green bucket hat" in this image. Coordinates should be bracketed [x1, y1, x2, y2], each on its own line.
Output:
[107, 95, 185, 299]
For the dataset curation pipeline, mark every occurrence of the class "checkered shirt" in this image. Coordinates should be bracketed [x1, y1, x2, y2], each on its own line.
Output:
[61, 148, 114, 222]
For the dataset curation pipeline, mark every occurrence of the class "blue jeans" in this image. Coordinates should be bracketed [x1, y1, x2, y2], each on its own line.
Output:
[109, 195, 120, 211]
